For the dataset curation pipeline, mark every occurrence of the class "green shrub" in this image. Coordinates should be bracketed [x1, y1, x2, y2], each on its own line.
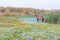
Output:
[44, 13, 60, 24]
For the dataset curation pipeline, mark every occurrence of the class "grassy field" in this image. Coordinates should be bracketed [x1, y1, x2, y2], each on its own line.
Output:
[0, 17, 60, 40]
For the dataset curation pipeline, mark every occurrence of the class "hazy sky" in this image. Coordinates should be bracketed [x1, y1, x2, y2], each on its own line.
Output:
[0, 0, 60, 10]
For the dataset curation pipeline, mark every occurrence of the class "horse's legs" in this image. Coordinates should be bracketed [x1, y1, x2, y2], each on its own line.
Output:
[41, 16, 44, 22]
[37, 18, 39, 22]
[42, 19, 43, 22]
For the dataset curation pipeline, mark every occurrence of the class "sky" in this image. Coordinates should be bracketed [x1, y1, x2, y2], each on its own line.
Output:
[0, 0, 60, 10]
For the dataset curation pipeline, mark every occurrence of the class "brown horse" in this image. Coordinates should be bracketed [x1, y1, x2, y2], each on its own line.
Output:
[34, 13, 44, 22]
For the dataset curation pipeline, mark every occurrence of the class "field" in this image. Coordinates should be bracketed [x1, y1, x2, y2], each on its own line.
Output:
[0, 16, 60, 40]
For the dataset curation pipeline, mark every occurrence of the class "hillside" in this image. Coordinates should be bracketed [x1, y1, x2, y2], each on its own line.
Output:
[0, 7, 60, 16]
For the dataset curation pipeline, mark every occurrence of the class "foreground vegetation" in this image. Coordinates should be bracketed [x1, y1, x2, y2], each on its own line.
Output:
[0, 17, 60, 40]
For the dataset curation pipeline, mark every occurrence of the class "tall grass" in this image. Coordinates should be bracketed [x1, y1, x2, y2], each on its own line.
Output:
[44, 12, 60, 24]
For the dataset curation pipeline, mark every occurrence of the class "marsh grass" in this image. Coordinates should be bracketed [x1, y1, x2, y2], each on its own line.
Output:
[0, 17, 60, 40]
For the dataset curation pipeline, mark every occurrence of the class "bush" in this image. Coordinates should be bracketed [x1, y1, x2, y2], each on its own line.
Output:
[44, 12, 60, 24]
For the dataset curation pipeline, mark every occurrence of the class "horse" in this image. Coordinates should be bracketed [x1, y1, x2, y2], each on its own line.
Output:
[34, 13, 44, 22]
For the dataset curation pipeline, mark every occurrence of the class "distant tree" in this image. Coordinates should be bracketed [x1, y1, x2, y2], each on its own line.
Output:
[5, 11, 12, 16]
[16, 9, 22, 13]
[10, 8, 16, 12]
[0, 8, 5, 13]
